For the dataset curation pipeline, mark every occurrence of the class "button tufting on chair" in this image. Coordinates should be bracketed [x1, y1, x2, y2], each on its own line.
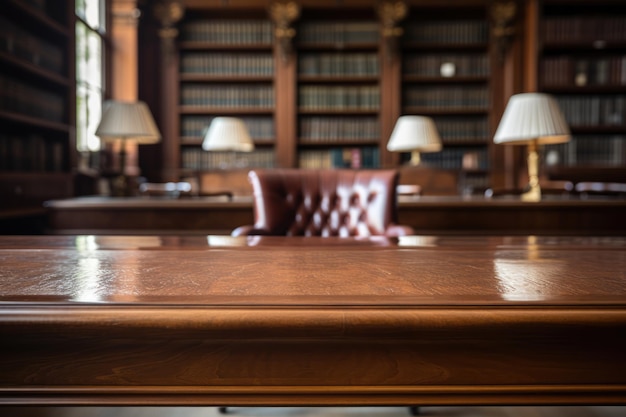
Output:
[231, 169, 414, 237]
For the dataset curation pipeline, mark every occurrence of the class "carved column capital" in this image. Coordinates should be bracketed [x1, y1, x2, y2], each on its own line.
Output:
[269, 0, 301, 63]
[490, 0, 518, 64]
[153, 0, 185, 57]
[377, 0, 408, 60]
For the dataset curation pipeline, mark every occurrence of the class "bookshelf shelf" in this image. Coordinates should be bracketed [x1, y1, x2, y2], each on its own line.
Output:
[403, 76, 489, 84]
[297, 43, 379, 51]
[6, 0, 70, 38]
[298, 76, 379, 84]
[179, 107, 274, 115]
[299, 139, 379, 147]
[569, 126, 626, 134]
[179, 42, 272, 51]
[298, 109, 380, 115]
[542, 86, 626, 94]
[402, 107, 489, 115]
[403, 43, 488, 52]
[0, 110, 71, 133]
[181, 137, 275, 146]
[0, 1, 73, 221]
[0, 52, 69, 87]
[542, 42, 626, 52]
[180, 75, 274, 83]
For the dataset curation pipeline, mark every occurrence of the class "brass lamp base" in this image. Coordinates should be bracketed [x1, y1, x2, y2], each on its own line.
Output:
[409, 150, 421, 166]
[521, 184, 541, 202]
[521, 140, 541, 202]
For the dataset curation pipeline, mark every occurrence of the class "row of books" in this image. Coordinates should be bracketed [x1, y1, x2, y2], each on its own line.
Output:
[0, 15, 64, 74]
[181, 148, 275, 170]
[403, 86, 489, 109]
[299, 116, 379, 141]
[403, 53, 489, 77]
[299, 53, 379, 77]
[421, 147, 490, 170]
[544, 135, 625, 166]
[542, 17, 626, 43]
[298, 21, 379, 46]
[299, 86, 380, 110]
[0, 73, 65, 123]
[299, 147, 380, 169]
[180, 116, 275, 140]
[404, 20, 488, 45]
[0, 133, 65, 172]
[180, 53, 274, 77]
[181, 20, 273, 45]
[432, 116, 489, 143]
[180, 84, 274, 108]
[541, 56, 626, 87]
[556, 96, 625, 126]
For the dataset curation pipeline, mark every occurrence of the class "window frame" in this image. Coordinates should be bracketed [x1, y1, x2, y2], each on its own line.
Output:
[75, 0, 111, 154]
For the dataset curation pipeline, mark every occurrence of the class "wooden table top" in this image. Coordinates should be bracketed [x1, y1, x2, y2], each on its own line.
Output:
[1, 235, 626, 406]
[1, 235, 625, 307]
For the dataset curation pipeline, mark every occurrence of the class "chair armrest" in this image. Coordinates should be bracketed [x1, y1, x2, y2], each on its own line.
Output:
[231, 225, 273, 237]
[385, 224, 415, 237]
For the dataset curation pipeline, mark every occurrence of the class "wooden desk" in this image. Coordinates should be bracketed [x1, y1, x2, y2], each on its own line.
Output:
[44, 196, 626, 235]
[1, 235, 625, 406]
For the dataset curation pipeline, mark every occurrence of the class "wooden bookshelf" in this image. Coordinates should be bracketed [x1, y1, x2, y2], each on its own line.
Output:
[537, 0, 626, 181]
[400, 5, 492, 191]
[178, 15, 276, 172]
[0, 0, 74, 224]
[296, 16, 382, 169]
[141, 0, 518, 191]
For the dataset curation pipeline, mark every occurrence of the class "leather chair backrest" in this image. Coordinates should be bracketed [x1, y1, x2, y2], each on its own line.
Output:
[236, 169, 409, 237]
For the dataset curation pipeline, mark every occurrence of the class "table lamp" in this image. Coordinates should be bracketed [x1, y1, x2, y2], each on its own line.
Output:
[494, 93, 570, 202]
[202, 117, 254, 169]
[202, 117, 255, 152]
[387, 115, 442, 165]
[95, 100, 161, 196]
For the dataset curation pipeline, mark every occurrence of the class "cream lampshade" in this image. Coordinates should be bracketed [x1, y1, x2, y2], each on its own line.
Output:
[202, 117, 254, 152]
[387, 115, 442, 165]
[494, 93, 570, 201]
[96, 100, 161, 145]
[95, 100, 161, 196]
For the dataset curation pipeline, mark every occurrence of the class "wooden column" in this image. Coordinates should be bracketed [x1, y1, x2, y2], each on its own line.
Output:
[154, 0, 185, 182]
[111, 0, 140, 176]
[378, 0, 406, 168]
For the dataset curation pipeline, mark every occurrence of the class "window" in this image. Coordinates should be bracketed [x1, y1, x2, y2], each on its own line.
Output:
[75, 0, 106, 152]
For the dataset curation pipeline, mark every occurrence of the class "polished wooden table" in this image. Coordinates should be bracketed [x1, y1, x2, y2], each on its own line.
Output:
[43, 195, 626, 235]
[0, 235, 625, 406]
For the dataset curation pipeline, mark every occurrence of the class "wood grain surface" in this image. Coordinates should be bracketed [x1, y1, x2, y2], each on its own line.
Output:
[0, 236, 625, 406]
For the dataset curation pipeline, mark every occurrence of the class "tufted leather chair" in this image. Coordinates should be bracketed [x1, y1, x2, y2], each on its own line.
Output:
[231, 169, 414, 237]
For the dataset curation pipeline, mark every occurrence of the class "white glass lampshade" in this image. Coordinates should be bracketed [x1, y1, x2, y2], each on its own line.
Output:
[95, 100, 161, 144]
[387, 115, 442, 153]
[202, 117, 254, 152]
[494, 93, 570, 146]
